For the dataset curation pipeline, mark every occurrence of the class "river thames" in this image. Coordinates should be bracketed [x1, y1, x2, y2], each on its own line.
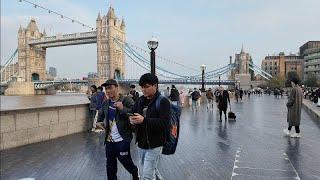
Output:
[0, 94, 90, 111]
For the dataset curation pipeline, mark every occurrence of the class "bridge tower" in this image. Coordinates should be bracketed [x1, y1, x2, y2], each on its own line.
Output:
[18, 18, 47, 82]
[232, 46, 255, 90]
[96, 7, 126, 80]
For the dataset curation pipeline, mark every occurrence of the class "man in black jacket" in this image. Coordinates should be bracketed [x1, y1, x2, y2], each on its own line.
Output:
[96, 79, 139, 180]
[129, 73, 170, 180]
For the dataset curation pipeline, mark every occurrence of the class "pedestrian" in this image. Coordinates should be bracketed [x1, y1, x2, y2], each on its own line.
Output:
[130, 73, 170, 180]
[217, 87, 230, 121]
[191, 88, 201, 112]
[283, 77, 303, 138]
[96, 79, 139, 180]
[239, 88, 243, 101]
[88, 85, 99, 132]
[235, 88, 239, 103]
[164, 87, 170, 98]
[169, 85, 180, 106]
[206, 88, 214, 110]
[128, 84, 140, 102]
[179, 90, 185, 107]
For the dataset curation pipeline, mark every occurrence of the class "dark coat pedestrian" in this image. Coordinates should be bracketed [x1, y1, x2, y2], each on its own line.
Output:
[218, 90, 230, 111]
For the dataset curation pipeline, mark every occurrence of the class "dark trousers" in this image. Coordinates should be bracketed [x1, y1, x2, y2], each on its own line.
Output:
[105, 141, 138, 180]
[219, 109, 227, 120]
[288, 126, 300, 133]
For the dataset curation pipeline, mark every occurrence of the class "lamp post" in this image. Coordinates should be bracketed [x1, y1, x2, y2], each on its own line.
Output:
[218, 73, 221, 87]
[147, 37, 158, 75]
[200, 64, 206, 92]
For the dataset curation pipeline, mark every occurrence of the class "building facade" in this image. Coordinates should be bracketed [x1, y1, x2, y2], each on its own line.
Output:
[261, 52, 303, 80]
[48, 67, 57, 78]
[299, 41, 320, 81]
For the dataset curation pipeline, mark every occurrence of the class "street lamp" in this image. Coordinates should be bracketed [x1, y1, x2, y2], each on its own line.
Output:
[147, 37, 158, 75]
[218, 73, 221, 87]
[200, 64, 206, 92]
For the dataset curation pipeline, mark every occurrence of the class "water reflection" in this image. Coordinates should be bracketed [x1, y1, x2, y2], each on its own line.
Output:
[285, 138, 301, 174]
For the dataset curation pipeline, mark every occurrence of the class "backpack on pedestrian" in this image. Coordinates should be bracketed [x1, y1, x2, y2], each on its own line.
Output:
[155, 95, 181, 155]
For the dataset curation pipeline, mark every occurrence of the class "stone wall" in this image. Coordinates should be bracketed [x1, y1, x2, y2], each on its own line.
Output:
[5, 82, 35, 95]
[0, 104, 90, 150]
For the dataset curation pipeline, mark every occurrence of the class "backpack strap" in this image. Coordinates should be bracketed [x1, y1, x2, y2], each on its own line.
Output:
[155, 94, 165, 111]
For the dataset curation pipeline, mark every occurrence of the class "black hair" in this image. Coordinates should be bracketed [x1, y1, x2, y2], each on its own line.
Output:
[130, 84, 136, 88]
[139, 73, 158, 86]
[290, 77, 300, 85]
[90, 85, 97, 91]
[97, 86, 103, 91]
[102, 79, 118, 87]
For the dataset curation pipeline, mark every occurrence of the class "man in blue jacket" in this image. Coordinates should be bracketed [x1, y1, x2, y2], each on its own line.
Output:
[96, 79, 139, 180]
[130, 73, 171, 180]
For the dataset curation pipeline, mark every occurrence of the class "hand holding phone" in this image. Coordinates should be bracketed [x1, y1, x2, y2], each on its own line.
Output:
[127, 113, 134, 116]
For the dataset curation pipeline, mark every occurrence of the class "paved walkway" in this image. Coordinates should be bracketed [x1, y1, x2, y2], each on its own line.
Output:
[1, 95, 320, 180]
[303, 98, 320, 119]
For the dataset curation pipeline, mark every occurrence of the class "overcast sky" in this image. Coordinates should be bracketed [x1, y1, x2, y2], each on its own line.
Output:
[1, 0, 319, 78]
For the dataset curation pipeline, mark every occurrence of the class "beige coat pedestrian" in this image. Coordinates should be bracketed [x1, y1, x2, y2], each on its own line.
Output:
[286, 85, 303, 126]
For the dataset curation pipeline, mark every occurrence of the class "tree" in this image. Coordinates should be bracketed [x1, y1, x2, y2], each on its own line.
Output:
[285, 71, 299, 87]
[268, 75, 285, 89]
[304, 73, 318, 87]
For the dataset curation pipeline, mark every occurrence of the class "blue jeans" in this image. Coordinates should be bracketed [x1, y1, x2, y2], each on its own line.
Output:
[105, 141, 138, 180]
[138, 147, 162, 180]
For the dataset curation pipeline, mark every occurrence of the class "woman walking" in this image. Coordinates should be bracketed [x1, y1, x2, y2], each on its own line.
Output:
[217, 87, 230, 121]
[283, 77, 303, 138]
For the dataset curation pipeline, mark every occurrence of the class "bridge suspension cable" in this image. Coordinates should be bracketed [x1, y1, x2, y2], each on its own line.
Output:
[125, 43, 199, 73]
[114, 39, 185, 80]
[17, 0, 95, 30]
[1, 48, 19, 83]
[123, 42, 190, 79]
[1, 48, 18, 70]
[248, 62, 272, 80]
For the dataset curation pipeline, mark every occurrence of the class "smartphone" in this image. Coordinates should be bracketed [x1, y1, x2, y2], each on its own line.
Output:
[127, 113, 134, 116]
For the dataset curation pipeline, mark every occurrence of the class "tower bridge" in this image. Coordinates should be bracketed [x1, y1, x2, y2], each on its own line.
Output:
[1, 5, 272, 95]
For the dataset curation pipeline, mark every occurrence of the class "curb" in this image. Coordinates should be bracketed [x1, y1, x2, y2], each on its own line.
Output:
[302, 100, 320, 120]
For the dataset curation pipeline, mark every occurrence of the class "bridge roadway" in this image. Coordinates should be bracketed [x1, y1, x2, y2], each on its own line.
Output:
[1, 96, 319, 179]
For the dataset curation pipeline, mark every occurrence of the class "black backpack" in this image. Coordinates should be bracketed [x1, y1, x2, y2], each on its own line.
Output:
[155, 95, 181, 155]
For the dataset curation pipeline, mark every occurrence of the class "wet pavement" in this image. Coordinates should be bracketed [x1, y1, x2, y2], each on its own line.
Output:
[1, 95, 320, 180]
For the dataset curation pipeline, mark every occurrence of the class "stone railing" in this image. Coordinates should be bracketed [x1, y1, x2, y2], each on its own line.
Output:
[0, 103, 90, 150]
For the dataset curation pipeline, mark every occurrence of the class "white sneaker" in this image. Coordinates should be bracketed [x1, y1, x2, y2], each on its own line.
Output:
[295, 133, 302, 138]
[91, 128, 96, 132]
[283, 129, 290, 136]
[290, 132, 298, 138]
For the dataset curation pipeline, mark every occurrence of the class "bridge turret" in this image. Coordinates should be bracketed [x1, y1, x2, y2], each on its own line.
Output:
[18, 25, 23, 33]
[97, 12, 101, 21]
[42, 29, 47, 37]
[26, 18, 40, 38]
[120, 18, 126, 30]
[107, 7, 116, 26]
